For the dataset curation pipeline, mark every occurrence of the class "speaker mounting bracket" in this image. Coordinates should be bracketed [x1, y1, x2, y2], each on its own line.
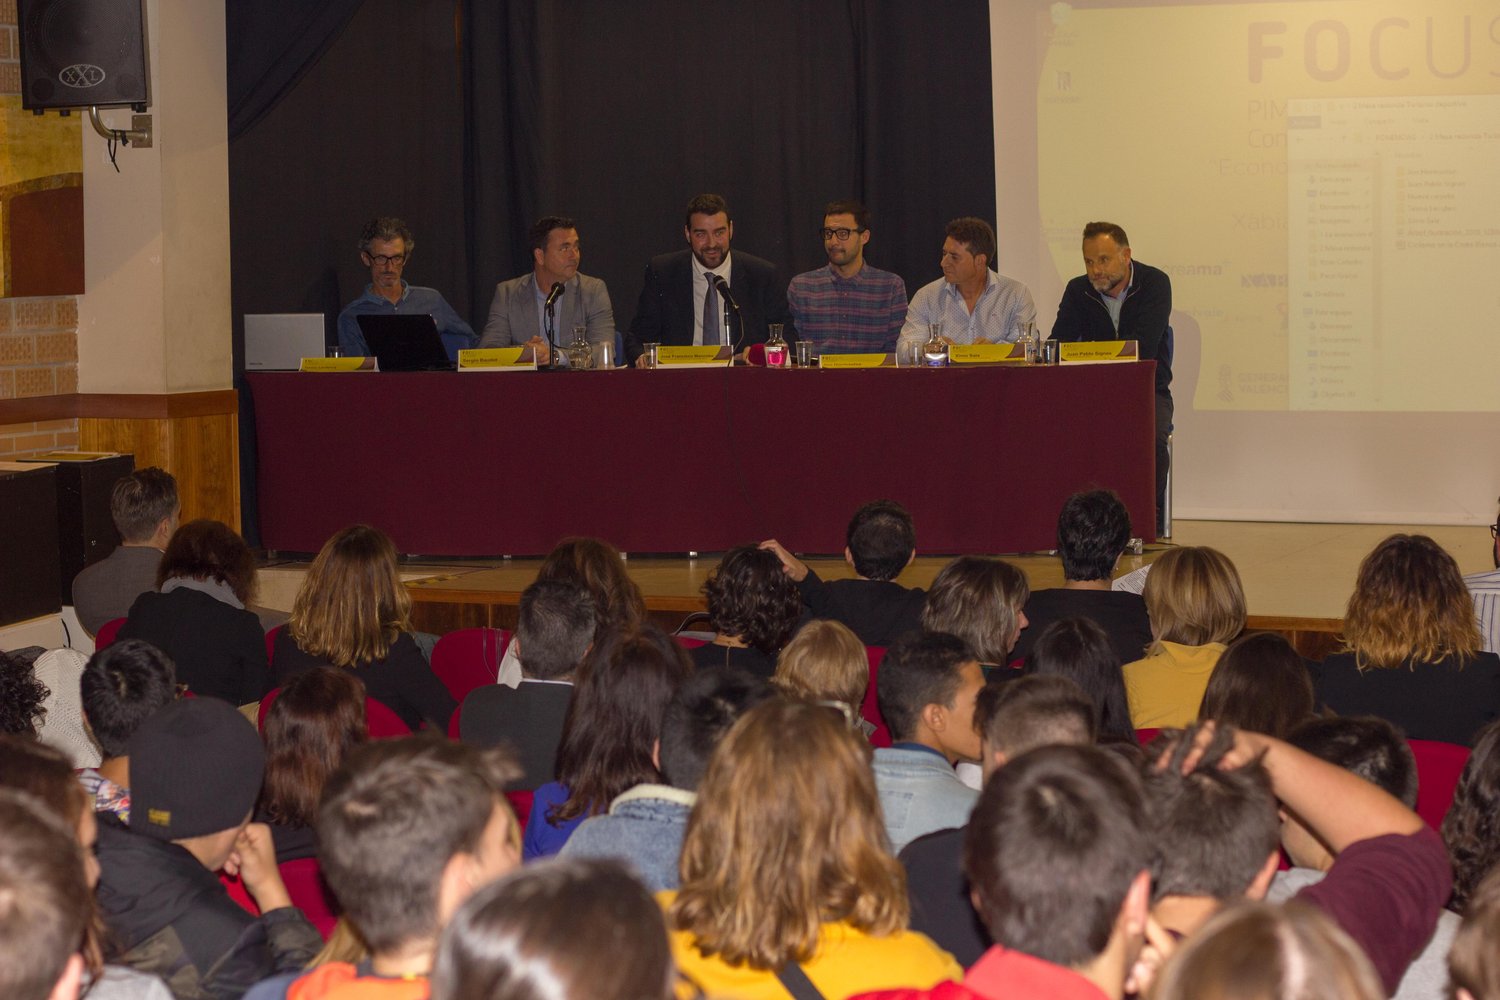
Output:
[87, 106, 152, 148]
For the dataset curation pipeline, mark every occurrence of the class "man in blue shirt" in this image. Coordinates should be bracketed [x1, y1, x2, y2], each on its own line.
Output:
[336, 217, 476, 361]
[898, 217, 1036, 349]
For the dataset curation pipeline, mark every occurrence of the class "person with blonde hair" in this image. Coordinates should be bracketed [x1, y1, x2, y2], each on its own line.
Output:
[1149, 901, 1385, 1000]
[1123, 546, 1246, 728]
[271, 524, 455, 730]
[773, 619, 872, 734]
[667, 698, 961, 997]
[920, 556, 1029, 668]
[1317, 533, 1500, 746]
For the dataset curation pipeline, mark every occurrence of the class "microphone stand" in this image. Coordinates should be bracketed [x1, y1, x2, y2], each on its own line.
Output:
[544, 298, 559, 370]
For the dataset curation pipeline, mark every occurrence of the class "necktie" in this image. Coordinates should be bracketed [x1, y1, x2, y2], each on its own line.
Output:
[703, 273, 720, 346]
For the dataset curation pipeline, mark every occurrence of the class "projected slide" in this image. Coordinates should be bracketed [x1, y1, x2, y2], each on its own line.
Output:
[1035, 2, 1500, 412]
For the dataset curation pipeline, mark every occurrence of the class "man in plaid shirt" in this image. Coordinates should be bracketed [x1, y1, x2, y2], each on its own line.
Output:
[787, 200, 908, 354]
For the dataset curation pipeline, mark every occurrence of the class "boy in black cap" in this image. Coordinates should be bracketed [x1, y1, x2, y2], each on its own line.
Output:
[95, 697, 320, 998]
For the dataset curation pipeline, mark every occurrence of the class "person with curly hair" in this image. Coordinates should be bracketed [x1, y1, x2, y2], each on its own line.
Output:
[1443, 718, 1500, 914]
[690, 544, 802, 679]
[1318, 534, 1500, 746]
[0, 648, 49, 736]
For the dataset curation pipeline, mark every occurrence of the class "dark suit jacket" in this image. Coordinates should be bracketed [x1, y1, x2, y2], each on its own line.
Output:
[625, 249, 794, 362]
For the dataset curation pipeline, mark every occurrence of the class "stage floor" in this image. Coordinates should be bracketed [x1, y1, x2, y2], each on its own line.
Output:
[253, 519, 1495, 636]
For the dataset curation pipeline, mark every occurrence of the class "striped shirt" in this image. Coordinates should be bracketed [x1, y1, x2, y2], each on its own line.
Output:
[898, 270, 1036, 346]
[787, 262, 908, 353]
[1466, 567, 1500, 654]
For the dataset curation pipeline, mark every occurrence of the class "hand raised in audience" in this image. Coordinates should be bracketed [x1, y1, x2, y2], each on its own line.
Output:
[229, 822, 294, 914]
[759, 539, 809, 582]
[1124, 914, 1177, 998]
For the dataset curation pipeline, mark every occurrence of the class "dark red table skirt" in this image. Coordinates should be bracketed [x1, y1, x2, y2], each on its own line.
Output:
[247, 365, 1156, 557]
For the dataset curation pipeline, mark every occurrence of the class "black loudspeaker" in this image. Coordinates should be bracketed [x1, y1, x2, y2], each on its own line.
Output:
[17, 0, 150, 111]
[0, 464, 62, 627]
[51, 454, 136, 605]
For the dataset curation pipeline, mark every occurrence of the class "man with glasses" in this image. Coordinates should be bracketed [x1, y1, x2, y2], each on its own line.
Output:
[787, 200, 908, 354]
[336, 216, 476, 360]
[1465, 497, 1500, 654]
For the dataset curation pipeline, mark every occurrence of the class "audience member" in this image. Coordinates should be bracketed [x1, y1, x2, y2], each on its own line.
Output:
[1197, 631, 1315, 739]
[761, 499, 926, 646]
[773, 618, 875, 737]
[562, 667, 774, 890]
[1443, 717, 1500, 913]
[873, 632, 984, 853]
[29, 648, 99, 767]
[668, 698, 962, 996]
[118, 519, 268, 706]
[0, 790, 93, 1000]
[272, 524, 455, 731]
[921, 556, 1029, 669]
[430, 859, 672, 1000]
[901, 675, 1098, 965]
[1151, 901, 1385, 1000]
[255, 666, 367, 864]
[690, 544, 802, 678]
[248, 736, 521, 999]
[1012, 489, 1152, 667]
[1142, 721, 1450, 995]
[493, 535, 647, 687]
[460, 580, 595, 788]
[77, 639, 177, 822]
[1318, 533, 1500, 746]
[0, 738, 174, 1000]
[1123, 546, 1246, 727]
[1021, 617, 1135, 743]
[1464, 495, 1500, 655]
[0, 646, 50, 735]
[1450, 868, 1500, 1000]
[855, 744, 1156, 1000]
[94, 698, 320, 996]
[1271, 715, 1454, 1000]
[525, 627, 691, 859]
[71, 467, 179, 636]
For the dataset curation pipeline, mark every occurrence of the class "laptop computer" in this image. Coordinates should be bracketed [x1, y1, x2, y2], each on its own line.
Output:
[356, 314, 453, 371]
[244, 313, 327, 370]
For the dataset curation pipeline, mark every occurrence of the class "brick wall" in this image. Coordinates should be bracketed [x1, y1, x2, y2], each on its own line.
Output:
[0, 0, 82, 459]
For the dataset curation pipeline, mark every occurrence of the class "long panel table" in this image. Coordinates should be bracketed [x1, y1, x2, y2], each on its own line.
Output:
[247, 364, 1156, 557]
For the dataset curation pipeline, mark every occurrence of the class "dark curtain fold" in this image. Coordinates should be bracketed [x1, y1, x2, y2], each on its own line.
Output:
[225, 0, 366, 141]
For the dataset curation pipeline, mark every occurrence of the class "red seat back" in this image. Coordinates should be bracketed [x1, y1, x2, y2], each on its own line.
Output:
[264, 624, 284, 665]
[279, 857, 339, 939]
[674, 635, 707, 649]
[862, 647, 891, 747]
[219, 871, 259, 916]
[505, 789, 535, 828]
[1135, 728, 1162, 746]
[1409, 738, 1471, 830]
[430, 628, 511, 703]
[365, 698, 411, 739]
[95, 617, 126, 649]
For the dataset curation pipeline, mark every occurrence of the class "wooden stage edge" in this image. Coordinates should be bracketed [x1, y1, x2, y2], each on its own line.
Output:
[397, 516, 1500, 660]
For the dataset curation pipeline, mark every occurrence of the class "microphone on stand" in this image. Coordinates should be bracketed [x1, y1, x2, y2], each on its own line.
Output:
[543, 282, 564, 368]
[710, 274, 744, 354]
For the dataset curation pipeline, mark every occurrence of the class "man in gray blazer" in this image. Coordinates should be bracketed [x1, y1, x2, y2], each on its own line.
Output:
[477, 216, 615, 363]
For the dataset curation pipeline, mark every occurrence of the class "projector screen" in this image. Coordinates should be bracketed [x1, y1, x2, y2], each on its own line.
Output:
[991, 0, 1500, 524]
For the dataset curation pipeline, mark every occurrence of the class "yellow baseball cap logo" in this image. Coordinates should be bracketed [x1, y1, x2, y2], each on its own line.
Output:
[148, 808, 172, 827]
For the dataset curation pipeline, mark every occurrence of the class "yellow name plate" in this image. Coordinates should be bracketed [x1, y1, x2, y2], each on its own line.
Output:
[457, 347, 537, 371]
[817, 353, 890, 369]
[657, 346, 732, 367]
[949, 343, 1026, 364]
[1059, 340, 1139, 363]
[299, 357, 377, 372]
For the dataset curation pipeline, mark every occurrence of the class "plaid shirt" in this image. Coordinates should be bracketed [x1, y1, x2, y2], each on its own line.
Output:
[787, 262, 908, 353]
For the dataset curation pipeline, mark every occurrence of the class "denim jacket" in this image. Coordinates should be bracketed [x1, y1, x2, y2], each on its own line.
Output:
[872, 745, 979, 855]
[559, 784, 695, 892]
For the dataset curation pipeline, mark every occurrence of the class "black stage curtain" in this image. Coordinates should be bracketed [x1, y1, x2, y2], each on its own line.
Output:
[226, 0, 365, 140]
[229, 0, 993, 543]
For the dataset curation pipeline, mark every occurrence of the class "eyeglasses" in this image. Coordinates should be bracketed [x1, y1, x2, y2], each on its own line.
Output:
[1491, 522, 1498, 539]
[367, 253, 407, 266]
[820, 227, 864, 241]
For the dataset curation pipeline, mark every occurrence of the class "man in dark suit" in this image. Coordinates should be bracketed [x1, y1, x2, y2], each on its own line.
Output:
[626, 193, 794, 365]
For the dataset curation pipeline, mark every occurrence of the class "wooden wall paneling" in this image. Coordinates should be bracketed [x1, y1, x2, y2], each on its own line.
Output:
[80, 410, 240, 528]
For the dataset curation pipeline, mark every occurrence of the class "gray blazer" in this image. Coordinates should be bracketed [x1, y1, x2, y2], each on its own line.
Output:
[477, 271, 615, 349]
